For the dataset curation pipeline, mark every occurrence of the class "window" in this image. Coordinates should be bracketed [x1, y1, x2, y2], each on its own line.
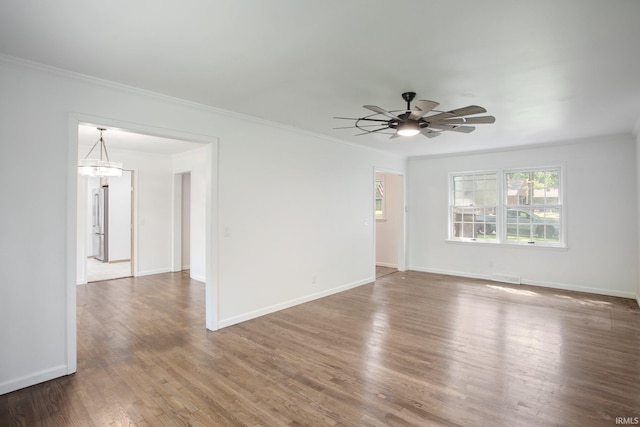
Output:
[449, 166, 563, 247]
[505, 168, 561, 245]
[375, 177, 385, 219]
[450, 172, 497, 241]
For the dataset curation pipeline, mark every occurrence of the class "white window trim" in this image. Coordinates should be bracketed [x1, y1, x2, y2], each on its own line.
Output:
[447, 164, 567, 248]
[375, 176, 386, 221]
[448, 169, 500, 244]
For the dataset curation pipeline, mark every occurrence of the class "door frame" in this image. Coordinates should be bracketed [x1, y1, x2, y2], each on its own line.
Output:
[67, 113, 219, 375]
[172, 171, 192, 274]
[373, 167, 407, 273]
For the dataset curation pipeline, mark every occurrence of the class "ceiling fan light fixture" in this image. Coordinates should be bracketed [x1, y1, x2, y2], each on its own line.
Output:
[397, 121, 420, 137]
[333, 92, 494, 139]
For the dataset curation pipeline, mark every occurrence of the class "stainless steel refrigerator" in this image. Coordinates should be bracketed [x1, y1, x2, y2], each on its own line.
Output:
[92, 186, 109, 262]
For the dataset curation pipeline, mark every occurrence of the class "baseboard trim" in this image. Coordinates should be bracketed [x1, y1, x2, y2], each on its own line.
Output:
[0, 365, 68, 395]
[409, 266, 492, 282]
[190, 274, 205, 283]
[135, 268, 171, 277]
[408, 266, 636, 299]
[218, 277, 374, 329]
[376, 262, 398, 268]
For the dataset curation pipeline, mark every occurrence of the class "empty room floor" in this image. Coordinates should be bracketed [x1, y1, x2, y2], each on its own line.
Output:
[86, 258, 131, 282]
[1, 271, 639, 426]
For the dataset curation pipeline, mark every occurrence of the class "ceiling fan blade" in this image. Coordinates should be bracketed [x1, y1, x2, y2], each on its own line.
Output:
[363, 105, 401, 120]
[425, 105, 487, 122]
[420, 129, 441, 138]
[334, 116, 390, 122]
[409, 100, 439, 120]
[333, 124, 384, 130]
[354, 126, 391, 136]
[429, 115, 496, 125]
[429, 124, 476, 133]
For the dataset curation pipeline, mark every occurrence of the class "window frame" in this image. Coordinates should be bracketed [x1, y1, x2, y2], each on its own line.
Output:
[448, 165, 566, 248]
[503, 166, 565, 247]
[375, 176, 385, 220]
[448, 170, 499, 243]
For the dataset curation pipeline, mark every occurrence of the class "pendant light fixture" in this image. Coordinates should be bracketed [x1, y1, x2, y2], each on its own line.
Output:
[78, 127, 123, 177]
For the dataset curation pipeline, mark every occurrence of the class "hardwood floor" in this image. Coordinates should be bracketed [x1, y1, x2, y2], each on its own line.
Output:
[1, 271, 639, 426]
[375, 266, 397, 279]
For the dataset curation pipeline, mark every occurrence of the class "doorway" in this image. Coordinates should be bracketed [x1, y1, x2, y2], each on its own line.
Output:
[69, 114, 219, 376]
[374, 170, 405, 278]
[85, 170, 134, 282]
[172, 172, 192, 274]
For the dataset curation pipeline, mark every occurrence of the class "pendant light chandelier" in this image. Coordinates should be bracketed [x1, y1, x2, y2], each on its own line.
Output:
[78, 127, 122, 177]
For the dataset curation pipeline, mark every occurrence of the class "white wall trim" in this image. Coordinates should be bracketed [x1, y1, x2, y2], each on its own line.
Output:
[66, 120, 79, 376]
[0, 53, 401, 160]
[68, 113, 220, 388]
[171, 172, 184, 272]
[0, 365, 68, 396]
[376, 262, 398, 268]
[408, 133, 633, 161]
[408, 266, 637, 300]
[190, 274, 206, 283]
[217, 277, 374, 329]
[135, 268, 173, 277]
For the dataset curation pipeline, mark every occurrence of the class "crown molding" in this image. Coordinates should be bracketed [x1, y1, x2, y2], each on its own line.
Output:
[0, 53, 404, 160]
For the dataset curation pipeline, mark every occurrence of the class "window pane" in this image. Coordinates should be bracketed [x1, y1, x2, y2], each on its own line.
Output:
[474, 207, 497, 240]
[505, 168, 562, 245]
[450, 172, 497, 240]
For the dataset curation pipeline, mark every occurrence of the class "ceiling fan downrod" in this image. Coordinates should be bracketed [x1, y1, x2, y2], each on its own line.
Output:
[401, 92, 416, 110]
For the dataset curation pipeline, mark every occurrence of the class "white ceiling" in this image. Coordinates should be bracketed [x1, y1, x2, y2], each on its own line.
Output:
[2, 0, 640, 157]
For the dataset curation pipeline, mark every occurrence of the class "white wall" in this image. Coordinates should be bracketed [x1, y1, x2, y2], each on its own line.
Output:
[113, 149, 174, 277]
[376, 172, 403, 268]
[108, 170, 132, 262]
[216, 128, 405, 326]
[77, 147, 175, 279]
[408, 134, 638, 298]
[0, 56, 405, 394]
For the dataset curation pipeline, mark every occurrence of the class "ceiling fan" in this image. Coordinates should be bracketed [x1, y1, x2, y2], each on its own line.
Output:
[334, 92, 495, 139]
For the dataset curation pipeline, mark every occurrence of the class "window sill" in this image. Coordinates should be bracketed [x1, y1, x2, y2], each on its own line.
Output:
[446, 238, 568, 250]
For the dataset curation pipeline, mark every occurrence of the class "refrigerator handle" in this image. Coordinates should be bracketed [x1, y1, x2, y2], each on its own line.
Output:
[93, 193, 100, 228]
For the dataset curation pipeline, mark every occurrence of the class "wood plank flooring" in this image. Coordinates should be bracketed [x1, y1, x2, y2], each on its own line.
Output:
[1, 271, 639, 426]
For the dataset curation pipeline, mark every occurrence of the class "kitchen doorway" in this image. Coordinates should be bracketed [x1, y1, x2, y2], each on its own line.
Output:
[85, 170, 134, 282]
